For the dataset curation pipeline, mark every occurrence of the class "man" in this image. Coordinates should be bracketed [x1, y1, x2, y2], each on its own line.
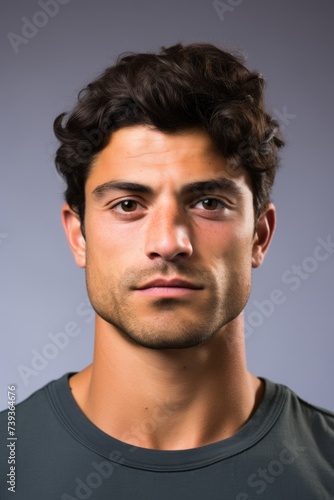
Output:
[1, 43, 333, 499]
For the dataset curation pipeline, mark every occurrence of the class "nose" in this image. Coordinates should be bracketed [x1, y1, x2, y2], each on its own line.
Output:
[144, 202, 193, 261]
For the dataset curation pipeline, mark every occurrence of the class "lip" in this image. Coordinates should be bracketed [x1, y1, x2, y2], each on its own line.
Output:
[137, 278, 202, 290]
[135, 278, 203, 297]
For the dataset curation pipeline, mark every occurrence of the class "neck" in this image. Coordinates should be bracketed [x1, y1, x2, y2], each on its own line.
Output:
[69, 314, 263, 450]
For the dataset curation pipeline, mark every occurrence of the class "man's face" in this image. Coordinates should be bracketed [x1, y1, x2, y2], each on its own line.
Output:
[73, 126, 270, 349]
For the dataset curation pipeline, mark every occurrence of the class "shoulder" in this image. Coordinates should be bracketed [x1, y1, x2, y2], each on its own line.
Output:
[1, 380, 52, 415]
[0, 373, 72, 430]
[266, 379, 334, 458]
[0, 383, 45, 422]
[282, 382, 334, 427]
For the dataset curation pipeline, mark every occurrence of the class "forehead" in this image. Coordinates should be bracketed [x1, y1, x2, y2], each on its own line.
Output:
[86, 126, 251, 194]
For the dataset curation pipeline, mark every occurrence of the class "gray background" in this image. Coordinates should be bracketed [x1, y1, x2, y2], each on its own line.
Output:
[1, 0, 333, 411]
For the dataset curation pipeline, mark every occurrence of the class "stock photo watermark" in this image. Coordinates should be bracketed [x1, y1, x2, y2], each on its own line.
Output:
[61, 451, 125, 500]
[236, 439, 307, 499]
[16, 298, 94, 385]
[57, 100, 138, 177]
[213, 0, 245, 22]
[272, 106, 296, 130]
[7, 0, 72, 55]
[60, 392, 182, 498]
[244, 235, 334, 338]
[60, 392, 179, 500]
[6, 385, 17, 493]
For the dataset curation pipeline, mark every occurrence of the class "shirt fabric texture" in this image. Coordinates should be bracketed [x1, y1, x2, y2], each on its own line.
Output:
[1, 372, 333, 499]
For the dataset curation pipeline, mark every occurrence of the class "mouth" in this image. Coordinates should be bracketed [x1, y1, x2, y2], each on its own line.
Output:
[135, 278, 203, 297]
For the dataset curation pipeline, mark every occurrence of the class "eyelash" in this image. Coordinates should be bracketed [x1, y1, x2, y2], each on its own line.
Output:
[192, 198, 227, 211]
[110, 197, 229, 215]
[112, 199, 141, 213]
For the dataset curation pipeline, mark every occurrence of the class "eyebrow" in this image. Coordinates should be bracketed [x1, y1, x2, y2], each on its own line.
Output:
[91, 178, 243, 200]
[92, 181, 153, 200]
[181, 178, 243, 198]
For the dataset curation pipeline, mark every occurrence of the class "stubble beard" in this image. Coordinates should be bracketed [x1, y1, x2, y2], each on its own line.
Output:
[85, 262, 251, 350]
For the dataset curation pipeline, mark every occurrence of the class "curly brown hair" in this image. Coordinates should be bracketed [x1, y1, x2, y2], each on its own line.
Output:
[54, 43, 284, 229]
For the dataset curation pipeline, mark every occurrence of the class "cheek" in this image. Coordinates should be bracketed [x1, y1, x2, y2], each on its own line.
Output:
[198, 222, 253, 261]
[86, 216, 142, 278]
[203, 231, 254, 293]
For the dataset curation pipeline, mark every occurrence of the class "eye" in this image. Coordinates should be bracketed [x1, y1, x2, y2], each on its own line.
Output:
[113, 200, 140, 213]
[193, 198, 226, 210]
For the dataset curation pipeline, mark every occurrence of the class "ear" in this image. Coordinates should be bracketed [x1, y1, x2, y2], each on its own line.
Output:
[61, 203, 86, 268]
[252, 203, 276, 268]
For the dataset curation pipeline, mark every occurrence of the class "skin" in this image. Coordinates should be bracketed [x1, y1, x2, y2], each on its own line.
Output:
[62, 125, 275, 451]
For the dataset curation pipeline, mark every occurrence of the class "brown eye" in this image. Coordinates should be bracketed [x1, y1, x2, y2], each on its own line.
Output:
[120, 200, 138, 212]
[201, 199, 220, 210]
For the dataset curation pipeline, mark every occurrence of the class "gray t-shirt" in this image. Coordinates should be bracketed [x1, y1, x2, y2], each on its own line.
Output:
[1, 373, 333, 499]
